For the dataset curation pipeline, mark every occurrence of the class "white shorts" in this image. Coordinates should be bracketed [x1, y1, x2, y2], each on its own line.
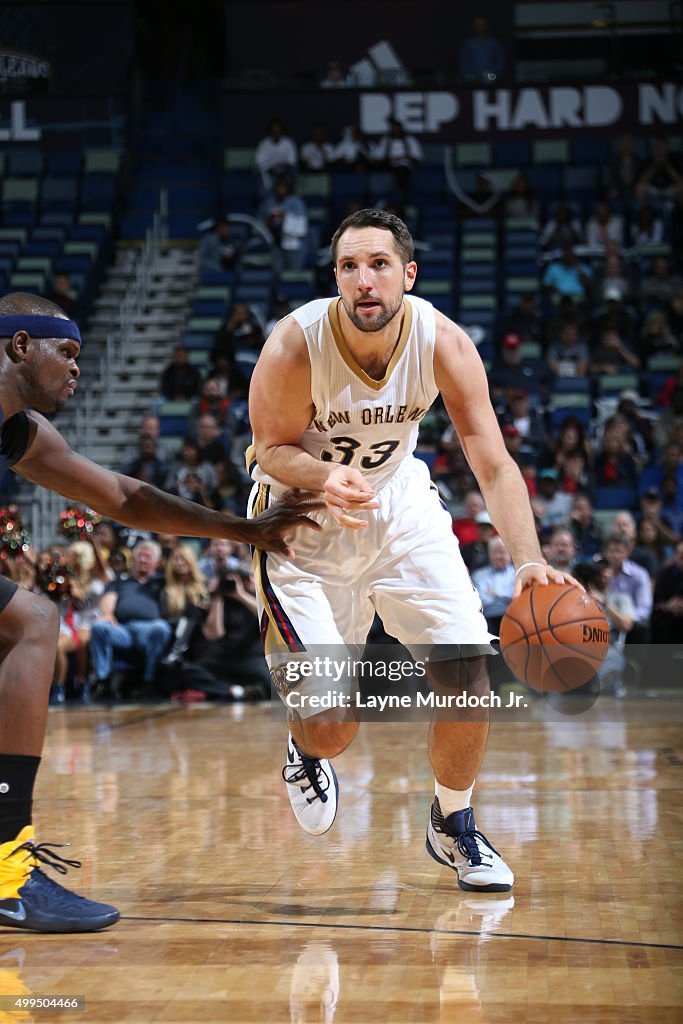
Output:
[249, 457, 495, 691]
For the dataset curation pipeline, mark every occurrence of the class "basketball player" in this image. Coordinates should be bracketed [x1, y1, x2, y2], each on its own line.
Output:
[248, 209, 579, 892]
[0, 292, 321, 932]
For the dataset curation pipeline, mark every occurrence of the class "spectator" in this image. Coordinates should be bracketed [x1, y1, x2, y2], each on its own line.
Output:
[122, 434, 168, 490]
[43, 273, 78, 319]
[198, 218, 239, 275]
[596, 284, 637, 345]
[165, 438, 220, 510]
[572, 559, 634, 693]
[651, 539, 683, 643]
[630, 205, 664, 248]
[300, 122, 335, 172]
[333, 125, 372, 172]
[539, 207, 583, 251]
[501, 423, 523, 466]
[594, 422, 639, 490]
[654, 386, 683, 450]
[569, 494, 602, 560]
[639, 309, 679, 362]
[603, 532, 653, 640]
[159, 346, 202, 402]
[547, 321, 589, 378]
[560, 448, 590, 495]
[258, 177, 309, 271]
[593, 251, 632, 305]
[460, 510, 495, 573]
[125, 414, 173, 465]
[320, 61, 351, 88]
[185, 566, 272, 700]
[159, 545, 210, 669]
[503, 174, 538, 220]
[503, 292, 543, 346]
[452, 490, 486, 545]
[666, 289, 683, 348]
[372, 118, 423, 197]
[585, 201, 624, 249]
[635, 517, 672, 578]
[640, 442, 683, 496]
[549, 416, 593, 473]
[640, 257, 683, 310]
[254, 118, 297, 187]
[502, 389, 546, 460]
[198, 538, 242, 586]
[471, 537, 515, 635]
[213, 303, 265, 369]
[589, 326, 640, 374]
[190, 377, 233, 431]
[536, 468, 573, 528]
[617, 391, 654, 456]
[548, 526, 577, 573]
[489, 332, 551, 396]
[459, 17, 506, 82]
[606, 136, 640, 201]
[543, 246, 592, 303]
[63, 540, 110, 700]
[89, 540, 173, 699]
[635, 138, 683, 203]
[195, 413, 230, 466]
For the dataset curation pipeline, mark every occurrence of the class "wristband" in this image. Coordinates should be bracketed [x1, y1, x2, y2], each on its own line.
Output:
[514, 561, 547, 577]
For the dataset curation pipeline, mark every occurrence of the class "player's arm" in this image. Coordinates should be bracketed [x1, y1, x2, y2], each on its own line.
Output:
[433, 312, 580, 593]
[14, 412, 321, 557]
[249, 317, 378, 529]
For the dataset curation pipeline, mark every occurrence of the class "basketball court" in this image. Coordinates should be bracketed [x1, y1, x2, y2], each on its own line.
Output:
[0, 697, 680, 1023]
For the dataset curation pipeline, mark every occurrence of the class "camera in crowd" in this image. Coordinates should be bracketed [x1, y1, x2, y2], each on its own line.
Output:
[216, 564, 252, 597]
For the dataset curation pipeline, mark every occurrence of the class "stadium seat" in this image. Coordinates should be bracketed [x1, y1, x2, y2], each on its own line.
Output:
[592, 487, 637, 511]
[597, 373, 640, 396]
[8, 149, 43, 177]
[455, 142, 492, 167]
[532, 139, 569, 163]
[84, 150, 121, 173]
[2, 179, 39, 206]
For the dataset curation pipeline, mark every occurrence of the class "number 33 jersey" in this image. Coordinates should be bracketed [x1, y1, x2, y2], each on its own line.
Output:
[249, 294, 439, 490]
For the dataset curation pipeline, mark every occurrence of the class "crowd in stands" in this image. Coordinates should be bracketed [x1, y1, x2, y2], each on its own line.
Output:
[2, 128, 682, 702]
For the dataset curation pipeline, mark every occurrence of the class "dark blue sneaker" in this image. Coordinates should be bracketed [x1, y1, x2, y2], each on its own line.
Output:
[0, 827, 120, 932]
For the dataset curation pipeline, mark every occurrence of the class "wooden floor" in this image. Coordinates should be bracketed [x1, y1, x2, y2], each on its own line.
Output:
[1, 699, 682, 1024]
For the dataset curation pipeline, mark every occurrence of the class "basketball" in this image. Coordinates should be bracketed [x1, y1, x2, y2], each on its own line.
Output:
[499, 582, 610, 693]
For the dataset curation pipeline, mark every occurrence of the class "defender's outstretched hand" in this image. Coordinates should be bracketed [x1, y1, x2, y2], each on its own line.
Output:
[243, 489, 323, 557]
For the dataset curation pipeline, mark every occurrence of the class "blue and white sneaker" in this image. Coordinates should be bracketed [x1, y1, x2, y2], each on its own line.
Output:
[426, 799, 514, 892]
[282, 734, 339, 836]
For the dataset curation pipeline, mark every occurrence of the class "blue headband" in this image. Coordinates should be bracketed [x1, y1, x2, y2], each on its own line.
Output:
[0, 315, 81, 344]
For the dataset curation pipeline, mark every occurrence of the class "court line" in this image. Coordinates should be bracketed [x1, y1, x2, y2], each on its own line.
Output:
[94, 708, 182, 732]
[121, 914, 683, 951]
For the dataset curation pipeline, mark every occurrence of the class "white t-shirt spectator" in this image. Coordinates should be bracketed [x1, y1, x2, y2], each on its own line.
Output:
[255, 135, 298, 176]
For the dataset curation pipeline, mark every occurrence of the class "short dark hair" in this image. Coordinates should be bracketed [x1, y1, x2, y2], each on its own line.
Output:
[606, 531, 630, 547]
[330, 208, 414, 265]
[0, 291, 66, 320]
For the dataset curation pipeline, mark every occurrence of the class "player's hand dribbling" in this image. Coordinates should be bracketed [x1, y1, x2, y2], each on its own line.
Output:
[513, 562, 585, 598]
[240, 489, 323, 557]
[323, 466, 379, 530]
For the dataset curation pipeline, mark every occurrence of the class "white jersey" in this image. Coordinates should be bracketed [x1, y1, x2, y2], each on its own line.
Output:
[249, 294, 439, 490]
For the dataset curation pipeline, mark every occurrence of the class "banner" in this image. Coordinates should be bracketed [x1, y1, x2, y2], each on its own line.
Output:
[221, 81, 683, 143]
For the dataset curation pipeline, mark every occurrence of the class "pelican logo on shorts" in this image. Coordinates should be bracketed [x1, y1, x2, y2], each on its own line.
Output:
[582, 624, 610, 644]
[271, 665, 298, 699]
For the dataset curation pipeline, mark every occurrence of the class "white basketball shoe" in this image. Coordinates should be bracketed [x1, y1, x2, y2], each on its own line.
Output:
[282, 734, 339, 836]
[426, 799, 514, 892]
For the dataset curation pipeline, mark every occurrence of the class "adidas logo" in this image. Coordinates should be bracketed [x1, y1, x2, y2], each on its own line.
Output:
[350, 41, 410, 88]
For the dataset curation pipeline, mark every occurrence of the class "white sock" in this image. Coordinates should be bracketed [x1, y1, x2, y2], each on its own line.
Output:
[435, 779, 474, 817]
